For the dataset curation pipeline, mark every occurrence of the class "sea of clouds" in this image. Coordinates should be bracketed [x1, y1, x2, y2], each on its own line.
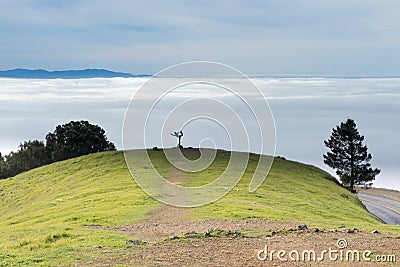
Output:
[0, 77, 398, 190]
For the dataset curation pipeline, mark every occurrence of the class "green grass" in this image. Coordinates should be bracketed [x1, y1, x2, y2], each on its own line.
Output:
[191, 153, 386, 227]
[0, 151, 159, 266]
[0, 149, 398, 266]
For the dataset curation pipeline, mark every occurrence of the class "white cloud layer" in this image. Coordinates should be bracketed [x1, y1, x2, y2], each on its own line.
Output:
[0, 77, 398, 190]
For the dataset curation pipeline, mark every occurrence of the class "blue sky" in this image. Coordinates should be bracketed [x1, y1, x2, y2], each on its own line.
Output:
[1, 0, 400, 75]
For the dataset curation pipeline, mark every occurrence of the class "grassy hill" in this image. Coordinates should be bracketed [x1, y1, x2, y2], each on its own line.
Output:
[0, 150, 398, 266]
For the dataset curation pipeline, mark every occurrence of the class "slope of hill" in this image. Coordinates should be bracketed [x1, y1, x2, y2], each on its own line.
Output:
[0, 68, 150, 79]
[0, 150, 398, 266]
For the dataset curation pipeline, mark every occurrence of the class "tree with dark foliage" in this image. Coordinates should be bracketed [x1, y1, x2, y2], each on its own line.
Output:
[0, 153, 7, 178]
[46, 120, 116, 162]
[0, 140, 49, 179]
[0, 121, 115, 179]
[323, 118, 380, 191]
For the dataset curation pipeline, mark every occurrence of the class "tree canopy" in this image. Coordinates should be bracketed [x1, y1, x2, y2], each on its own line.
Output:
[323, 118, 380, 190]
[46, 120, 115, 162]
[0, 121, 115, 179]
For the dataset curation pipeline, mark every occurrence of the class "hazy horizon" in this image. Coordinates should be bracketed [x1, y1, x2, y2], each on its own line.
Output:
[2, 67, 400, 78]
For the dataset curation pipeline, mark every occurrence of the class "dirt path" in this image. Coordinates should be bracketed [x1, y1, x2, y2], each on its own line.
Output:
[86, 177, 400, 266]
[105, 165, 193, 240]
[109, 217, 295, 241]
[129, 232, 399, 267]
[106, 163, 294, 241]
[142, 165, 192, 224]
[86, 227, 399, 266]
[89, 203, 400, 266]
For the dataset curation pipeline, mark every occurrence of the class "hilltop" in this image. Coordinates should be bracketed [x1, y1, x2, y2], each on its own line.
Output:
[0, 150, 398, 266]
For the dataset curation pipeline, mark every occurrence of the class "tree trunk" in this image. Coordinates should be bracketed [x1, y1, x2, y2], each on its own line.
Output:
[350, 139, 354, 191]
[350, 179, 354, 191]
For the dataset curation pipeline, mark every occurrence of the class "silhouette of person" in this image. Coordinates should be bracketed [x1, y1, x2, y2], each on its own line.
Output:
[170, 130, 183, 148]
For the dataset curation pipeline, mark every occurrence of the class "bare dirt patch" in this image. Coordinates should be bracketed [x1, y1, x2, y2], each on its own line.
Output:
[134, 232, 399, 267]
[86, 203, 399, 266]
[84, 230, 400, 266]
[85, 176, 400, 266]
[106, 217, 295, 241]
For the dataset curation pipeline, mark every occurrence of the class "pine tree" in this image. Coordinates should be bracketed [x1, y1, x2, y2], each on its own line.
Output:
[323, 118, 380, 190]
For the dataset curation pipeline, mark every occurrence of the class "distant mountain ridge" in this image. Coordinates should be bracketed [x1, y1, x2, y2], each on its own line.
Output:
[0, 68, 150, 79]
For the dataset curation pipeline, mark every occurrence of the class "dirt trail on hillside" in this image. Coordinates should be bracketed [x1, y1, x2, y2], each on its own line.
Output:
[86, 227, 400, 267]
[143, 165, 191, 224]
[108, 162, 297, 241]
[107, 164, 294, 240]
[87, 170, 400, 266]
[89, 201, 400, 266]
[110, 217, 295, 241]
